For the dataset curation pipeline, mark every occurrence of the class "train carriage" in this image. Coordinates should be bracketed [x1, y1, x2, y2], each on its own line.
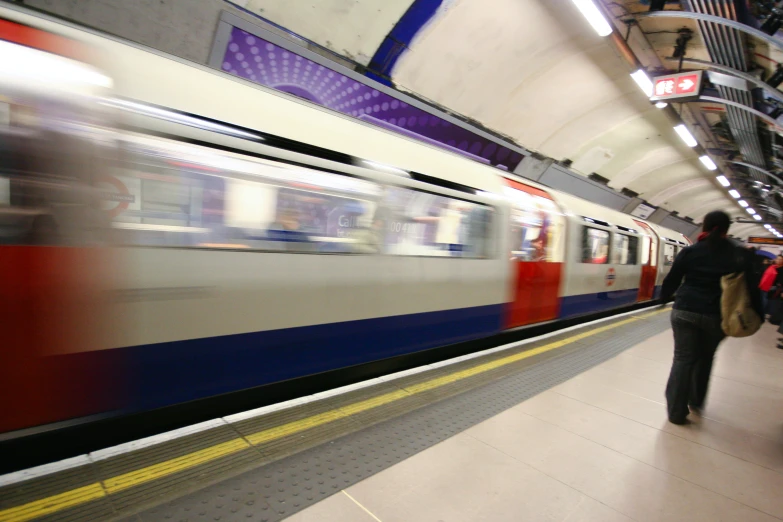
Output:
[0, 3, 697, 437]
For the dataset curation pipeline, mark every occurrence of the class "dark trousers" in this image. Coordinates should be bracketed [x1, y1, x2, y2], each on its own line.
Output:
[665, 309, 725, 421]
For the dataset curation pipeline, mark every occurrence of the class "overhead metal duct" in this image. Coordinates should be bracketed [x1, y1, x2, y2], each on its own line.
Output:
[685, 0, 768, 180]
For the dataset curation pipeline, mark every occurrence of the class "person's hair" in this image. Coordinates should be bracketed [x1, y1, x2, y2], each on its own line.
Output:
[702, 210, 731, 247]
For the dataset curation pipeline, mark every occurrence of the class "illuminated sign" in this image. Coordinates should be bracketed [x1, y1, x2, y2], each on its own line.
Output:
[651, 71, 703, 102]
[748, 236, 783, 246]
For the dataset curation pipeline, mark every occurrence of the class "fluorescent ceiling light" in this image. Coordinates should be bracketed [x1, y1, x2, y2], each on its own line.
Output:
[630, 70, 654, 97]
[655, 102, 668, 109]
[716, 175, 731, 187]
[754, 215, 762, 221]
[728, 189, 740, 198]
[747, 208, 756, 215]
[738, 200, 749, 207]
[699, 155, 717, 170]
[674, 124, 698, 147]
[571, 0, 613, 37]
[765, 224, 773, 229]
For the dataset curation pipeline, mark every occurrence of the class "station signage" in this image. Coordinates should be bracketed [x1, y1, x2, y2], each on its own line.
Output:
[630, 202, 656, 220]
[747, 236, 783, 246]
[651, 71, 703, 102]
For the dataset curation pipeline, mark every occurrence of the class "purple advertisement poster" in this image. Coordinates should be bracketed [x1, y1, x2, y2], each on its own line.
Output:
[219, 26, 524, 171]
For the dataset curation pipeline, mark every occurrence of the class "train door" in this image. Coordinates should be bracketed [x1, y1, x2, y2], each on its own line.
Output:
[633, 220, 658, 302]
[0, 18, 119, 434]
[504, 179, 565, 328]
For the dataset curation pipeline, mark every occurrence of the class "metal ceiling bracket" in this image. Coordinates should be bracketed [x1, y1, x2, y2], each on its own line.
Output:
[729, 161, 783, 185]
[636, 10, 783, 52]
[697, 95, 783, 130]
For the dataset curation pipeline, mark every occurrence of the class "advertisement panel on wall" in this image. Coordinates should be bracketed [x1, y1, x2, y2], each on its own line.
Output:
[208, 12, 526, 171]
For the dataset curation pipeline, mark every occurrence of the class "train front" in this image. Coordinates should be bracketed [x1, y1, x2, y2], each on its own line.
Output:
[0, 17, 124, 434]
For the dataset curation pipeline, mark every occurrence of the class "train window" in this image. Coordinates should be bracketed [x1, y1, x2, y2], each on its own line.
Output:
[107, 134, 384, 253]
[663, 243, 676, 266]
[611, 234, 638, 265]
[381, 186, 492, 258]
[505, 185, 565, 263]
[640, 235, 651, 265]
[581, 227, 610, 264]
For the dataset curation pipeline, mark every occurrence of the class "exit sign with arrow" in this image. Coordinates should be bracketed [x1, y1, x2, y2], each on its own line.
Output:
[650, 71, 703, 102]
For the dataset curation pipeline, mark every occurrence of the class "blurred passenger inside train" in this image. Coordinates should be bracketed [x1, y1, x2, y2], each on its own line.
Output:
[348, 210, 384, 254]
[267, 208, 309, 249]
[269, 208, 302, 233]
[660, 211, 763, 425]
[530, 236, 546, 262]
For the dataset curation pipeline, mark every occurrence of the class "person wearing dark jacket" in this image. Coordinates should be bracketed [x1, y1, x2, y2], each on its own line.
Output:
[660, 211, 763, 425]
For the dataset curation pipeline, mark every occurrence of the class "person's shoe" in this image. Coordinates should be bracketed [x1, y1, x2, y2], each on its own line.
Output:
[778, 344, 783, 350]
[668, 416, 689, 425]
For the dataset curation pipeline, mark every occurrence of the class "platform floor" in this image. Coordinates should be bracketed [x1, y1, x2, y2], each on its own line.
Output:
[2, 308, 782, 522]
[286, 319, 783, 522]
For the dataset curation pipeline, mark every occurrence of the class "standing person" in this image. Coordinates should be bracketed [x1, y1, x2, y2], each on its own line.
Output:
[659, 211, 763, 425]
[760, 255, 783, 320]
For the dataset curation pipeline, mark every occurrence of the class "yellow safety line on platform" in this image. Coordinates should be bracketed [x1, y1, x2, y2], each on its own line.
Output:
[0, 308, 668, 522]
[0, 483, 106, 522]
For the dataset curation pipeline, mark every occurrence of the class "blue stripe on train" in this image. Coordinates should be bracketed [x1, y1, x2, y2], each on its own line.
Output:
[122, 304, 504, 411]
[559, 288, 640, 318]
[65, 291, 660, 419]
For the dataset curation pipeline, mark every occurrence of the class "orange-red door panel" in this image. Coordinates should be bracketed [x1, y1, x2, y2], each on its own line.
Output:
[506, 261, 562, 328]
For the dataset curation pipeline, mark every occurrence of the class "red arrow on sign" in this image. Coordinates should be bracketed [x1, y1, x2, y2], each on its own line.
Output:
[675, 74, 699, 94]
[678, 79, 694, 90]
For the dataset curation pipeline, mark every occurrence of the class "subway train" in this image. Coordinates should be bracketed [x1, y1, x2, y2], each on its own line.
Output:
[0, 5, 691, 435]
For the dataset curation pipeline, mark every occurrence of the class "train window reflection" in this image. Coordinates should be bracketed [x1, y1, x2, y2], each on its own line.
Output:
[381, 186, 491, 258]
[505, 186, 564, 263]
[611, 234, 638, 265]
[0, 97, 112, 246]
[107, 135, 382, 252]
[663, 243, 676, 266]
[640, 235, 651, 265]
[582, 227, 609, 264]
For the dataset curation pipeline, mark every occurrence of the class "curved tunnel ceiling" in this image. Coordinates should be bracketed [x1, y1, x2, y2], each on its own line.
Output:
[234, 0, 769, 238]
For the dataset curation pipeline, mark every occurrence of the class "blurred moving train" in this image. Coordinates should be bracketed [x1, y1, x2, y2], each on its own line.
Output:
[0, 5, 691, 435]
